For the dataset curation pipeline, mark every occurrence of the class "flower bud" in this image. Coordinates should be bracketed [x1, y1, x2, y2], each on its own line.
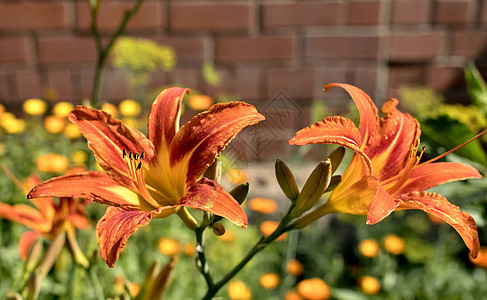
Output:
[229, 182, 249, 206]
[324, 175, 341, 193]
[292, 159, 332, 218]
[328, 146, 345, 174]
[203, 156, 221, 183]
[212, 223, 226, 236]
[25, 239, 43, 274]
[275, 159, 299, 202]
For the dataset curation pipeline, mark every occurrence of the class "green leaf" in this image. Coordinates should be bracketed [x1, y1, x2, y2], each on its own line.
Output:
[465, 62, 487, 115]
[420, 115, 487, 166]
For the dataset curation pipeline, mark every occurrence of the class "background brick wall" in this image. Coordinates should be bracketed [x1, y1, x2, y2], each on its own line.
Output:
[1, 0, 487, 159]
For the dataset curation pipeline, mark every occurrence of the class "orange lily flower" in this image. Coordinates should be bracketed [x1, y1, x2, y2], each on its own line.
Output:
[290, 83, 481, 257]
[28, 87, 264, 267]
[0, 173, 88, 260]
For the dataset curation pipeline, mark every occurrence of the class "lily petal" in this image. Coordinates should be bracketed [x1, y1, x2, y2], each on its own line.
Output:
[96, 206, 153, 267]
[398, 162, 481, 195]
[325, 83, 378, 144]
[366, 184, 400, 225]
[19, 231, 42, 260]
[171, 102, 265, 183]
[148, 87, 190, 152]
[366, 99, 421, 182]
[396, 191, 479, 258]
[28, 171, 142, 209]
[0, 203, 50, 233]
[326, 176, 378, 215]
[289, 116, 373, 175]
[69, 106, 155, 188]
[177, 178, 248, 227]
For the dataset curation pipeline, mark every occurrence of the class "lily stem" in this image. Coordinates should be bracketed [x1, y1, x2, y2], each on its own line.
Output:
[195, 225, 215, 290]
[89, 0, 146, 108]
[202, 215, 295, 300]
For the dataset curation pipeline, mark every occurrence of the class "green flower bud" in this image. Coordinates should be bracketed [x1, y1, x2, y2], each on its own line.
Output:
[325, 175, 341, 193]
[328, 146, 345, 174]
[292, 159, 332, 218]
[275, 159, 299, 202]
[203, 156, 222, 183]
[212, 223, 226, 236]
[229, 182, 249, 206]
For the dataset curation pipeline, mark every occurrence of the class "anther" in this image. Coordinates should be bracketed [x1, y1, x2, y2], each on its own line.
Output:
[141, 151, 145, 159]
[136, 162, 142, 170]
[129, 151, 133, 159]
[134, 153, 139, 160]
[122, 149, 127, 158]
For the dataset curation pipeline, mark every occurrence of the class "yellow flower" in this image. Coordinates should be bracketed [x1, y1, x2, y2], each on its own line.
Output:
[226, 168, 247, 185]
[359, 239, 379, 258]
[260, 221, 287, 241]
[383, 234, 405, 255]
[297, 278, 330, 300]
[36, 153, 69, 173]
[71, 150, 88, 165]
[102, 102, 118, 118]
[359, 276, 380, 295]
[285, 291, 303, 300]
[218, 229, 235, 242]
[23, 98, 47, 116]
[44, 115, 66, 134]
[287, 259, 304, 276]
[183, 242, 195, 256]
[249, 198, 277, 214]
[53, 102, 74, 117]
[63, 123, 82, 139]
[259, 273, 280, 289]
[158, 238, 180, 256]
[119, 99, 141, 117]
[228, 281, 251, 300]
[4, 118, 26, 134]
[188, 94, 213, 111]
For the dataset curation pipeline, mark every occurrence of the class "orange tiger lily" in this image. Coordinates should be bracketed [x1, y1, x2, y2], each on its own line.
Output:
[28, 87, 264, 267]
[0, 173, 88, 260]
[290, 83, 481, 257]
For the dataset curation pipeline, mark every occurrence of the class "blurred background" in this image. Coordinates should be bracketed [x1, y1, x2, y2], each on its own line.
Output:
[2, 1, 487, 299]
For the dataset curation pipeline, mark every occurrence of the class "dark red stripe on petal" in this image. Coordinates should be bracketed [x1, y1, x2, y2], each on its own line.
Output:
[96, 207, 153, 267]
[148, 87, 190, 152]
[170, 102, 264, 183]
[69, 106, 154, 188]
[178, 178, 248, 228]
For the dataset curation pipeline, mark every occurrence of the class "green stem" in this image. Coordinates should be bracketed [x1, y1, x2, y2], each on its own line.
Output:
[202, 221, 294, 300]
[195, 226, 215, 290]
[89, 0, 146, 108]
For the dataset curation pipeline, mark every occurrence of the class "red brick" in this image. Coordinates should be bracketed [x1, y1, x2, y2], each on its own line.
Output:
[236, 68, 263, 101]
[481, 0, 487, 23]
[80, 69, 95, 100]
[351, 64, 378, 96]
[153, 36, 209, 63]
[434, 0, 473, 24]
[216, 36, 295, 62]
[0, 71, 11, 103]
[38, 37, 97, 64]
[0, 3, 67, 30]
[266, 68, 316, 100]
[0, 38, 30, 63]
[76, 1, 163, 31]
[171, 69, 203, 91]
[427, 65, 463, 91]
[388, 65, 425, 97]
[46, 71, 74, 101]
[102, 70, 127, 101]
[169, 3, 252, 32]
[348, 1, 382, 25]
[451, 30, 487, 58]
[389, 31, 446, 62]
[305, 34, 380, 59]
[14, 70, 42, 100]
[262, 2, 341, 28]
[392, 0, 431, 24]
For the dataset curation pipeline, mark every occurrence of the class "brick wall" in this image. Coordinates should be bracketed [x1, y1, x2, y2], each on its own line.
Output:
[1, 1, 487, 129]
